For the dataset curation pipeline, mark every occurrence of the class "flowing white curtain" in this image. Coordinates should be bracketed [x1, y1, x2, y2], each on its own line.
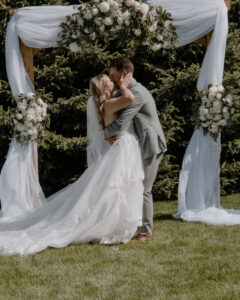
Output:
[150, 0, 232, 223]
[0, 1, 236, 224]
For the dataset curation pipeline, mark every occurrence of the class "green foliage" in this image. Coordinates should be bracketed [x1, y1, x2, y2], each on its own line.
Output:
[0, 0, 239, 199]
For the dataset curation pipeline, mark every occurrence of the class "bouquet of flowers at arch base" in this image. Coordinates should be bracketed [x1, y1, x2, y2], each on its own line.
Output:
[13, 93, 48, 145]
[58, 0, 177, 55]
[198, 84, 235, 140]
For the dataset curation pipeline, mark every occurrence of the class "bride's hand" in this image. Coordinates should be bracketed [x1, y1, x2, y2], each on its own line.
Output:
[119, 73, 133, 89]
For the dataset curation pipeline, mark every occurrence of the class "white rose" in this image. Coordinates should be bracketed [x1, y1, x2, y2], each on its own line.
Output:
[28, 108, 35, 115]
[213, 114, 221, 121]
[226, 96, 232, 105]
[13, 118, 18, 125]
[222, 106, 228, 114]
[140, 3, 149, 15]
[94, 17, 102, 26]
[143, 39, 150, 46]
[126, 0, 135, 7]
[108, 0, 114, 5]
[216, 119, 227, 126]
[37, 116, 43, 122]
[209, 125, 218, 133]
[92, 8, 99, 15]
[163, 41, 170, 49]
[99, 2, 110, 13]
[72, 33, 77, 39]
[216, 93, 222, 100]
[212, 100, 222, 113]
[69, 42, 81, 52]
[32, 128, 38, 136]
[164, 20, 170, 28]
[37, 98, 44, 106]
[223, 112, 230, 120]
[103, 17, 113, 26]
[199, 106, 208, 116]
[117, 16, 123, 25]
[206, 113, 212, 120]
[157, 34, 163, 42]
[111, 1, 119, 9]
[124, 20, 130, 26]
[134, 1, 141, 11]
[217, 85, 224, 93]
[84, 28, 89, 34]
[26, 93, 34, 98]
[201, 121, 210, 128]
[151, 44, 161, 51]
[134, 29, 141, 36]
[209, 86, 218, 94]
[16, 113, 23, 120]
[115, 25, 122, 31]
[84, 12, 92, 20]
[122, 10, 130, 20]
[90, 32, 96, 40]
[200, 116, 206, 121]
[77, 16, 84, 26]
[99, 25, 105, 32]
[27, 129, 34, 136]
[17, 103, 26, 111]
[16, 123, 25, 132]
[231, 108, 235, 115]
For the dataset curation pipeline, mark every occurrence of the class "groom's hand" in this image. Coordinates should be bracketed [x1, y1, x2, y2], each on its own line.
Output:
[106, 136, 119, 145]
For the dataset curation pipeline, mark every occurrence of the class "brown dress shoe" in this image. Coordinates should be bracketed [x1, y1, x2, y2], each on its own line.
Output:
[132, 235, 152, 241]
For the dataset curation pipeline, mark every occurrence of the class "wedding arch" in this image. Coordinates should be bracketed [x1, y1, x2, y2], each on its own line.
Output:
[0, 0, 236, 224]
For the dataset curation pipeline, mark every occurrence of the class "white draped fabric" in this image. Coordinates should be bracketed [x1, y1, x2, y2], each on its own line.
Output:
[0, 0, 238, 225]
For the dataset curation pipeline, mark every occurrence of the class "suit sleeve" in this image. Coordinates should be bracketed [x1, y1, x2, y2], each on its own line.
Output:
[104, 91, 144, 139]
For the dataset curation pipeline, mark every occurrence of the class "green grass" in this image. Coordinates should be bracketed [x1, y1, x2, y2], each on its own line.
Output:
[0, 194, 240, 300]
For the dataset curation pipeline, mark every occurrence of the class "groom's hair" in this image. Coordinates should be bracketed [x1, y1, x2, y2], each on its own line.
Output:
[110, 57, 134, 74]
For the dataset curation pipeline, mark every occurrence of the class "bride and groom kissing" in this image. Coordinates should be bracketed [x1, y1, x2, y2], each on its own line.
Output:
[0, 57, 167, 256]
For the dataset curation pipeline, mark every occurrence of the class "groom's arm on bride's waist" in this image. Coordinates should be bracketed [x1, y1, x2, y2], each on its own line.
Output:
[104, 91, 144, 139]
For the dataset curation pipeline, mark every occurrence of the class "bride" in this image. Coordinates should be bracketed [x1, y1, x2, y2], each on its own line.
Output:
[0, 73, 144, 256]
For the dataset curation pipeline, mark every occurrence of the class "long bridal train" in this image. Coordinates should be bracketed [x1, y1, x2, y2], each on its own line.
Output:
[0, 98, 144, 256]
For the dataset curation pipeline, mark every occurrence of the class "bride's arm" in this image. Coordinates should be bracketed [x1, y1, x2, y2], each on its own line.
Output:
[104, 74, 134, 114]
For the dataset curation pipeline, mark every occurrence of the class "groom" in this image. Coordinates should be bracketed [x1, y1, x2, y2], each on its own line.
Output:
[104, 57, 167, 241]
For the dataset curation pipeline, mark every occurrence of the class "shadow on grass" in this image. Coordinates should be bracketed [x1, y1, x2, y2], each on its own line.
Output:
[154, 213, 183, 222]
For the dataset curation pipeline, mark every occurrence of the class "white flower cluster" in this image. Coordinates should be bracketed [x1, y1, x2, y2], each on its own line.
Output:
[13, 93, 48, 144]
[198, 85, 234, 138]
[61, 0, 176, 54]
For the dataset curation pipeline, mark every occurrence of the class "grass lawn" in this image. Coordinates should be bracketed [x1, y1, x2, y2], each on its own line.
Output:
[0, 194, 240, 300]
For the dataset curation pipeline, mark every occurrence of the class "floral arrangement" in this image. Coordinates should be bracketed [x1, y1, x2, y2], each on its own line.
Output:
[13, 93, 48, 145]
[58, 0, 177, 55]
[198, 84, 234, 140]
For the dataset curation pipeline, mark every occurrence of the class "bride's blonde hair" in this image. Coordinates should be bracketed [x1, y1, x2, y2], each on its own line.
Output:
[90, 74, 109, 129]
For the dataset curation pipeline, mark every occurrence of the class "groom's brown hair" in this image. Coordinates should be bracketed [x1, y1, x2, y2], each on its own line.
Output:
[110, 57, 134, 74]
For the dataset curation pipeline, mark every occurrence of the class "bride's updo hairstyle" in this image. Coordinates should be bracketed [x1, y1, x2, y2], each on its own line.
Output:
[90, 74, 109, 129]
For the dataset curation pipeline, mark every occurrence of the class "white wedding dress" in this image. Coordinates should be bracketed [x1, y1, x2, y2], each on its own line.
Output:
[0, 97, 144, 256]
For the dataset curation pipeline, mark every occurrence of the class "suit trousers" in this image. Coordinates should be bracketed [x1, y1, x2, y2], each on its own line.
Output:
[138, 153, 163, 236]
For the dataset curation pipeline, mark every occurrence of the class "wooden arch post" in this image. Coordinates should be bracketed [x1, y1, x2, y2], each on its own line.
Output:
[9, 9, 40, 85]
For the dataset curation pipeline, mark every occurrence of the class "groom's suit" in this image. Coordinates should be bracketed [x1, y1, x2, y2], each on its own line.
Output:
[104, 79, 167, 236]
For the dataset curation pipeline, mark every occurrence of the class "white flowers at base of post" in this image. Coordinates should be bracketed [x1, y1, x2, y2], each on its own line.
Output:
[13, 94, 48, 145]
[198, 84, 234, 140]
